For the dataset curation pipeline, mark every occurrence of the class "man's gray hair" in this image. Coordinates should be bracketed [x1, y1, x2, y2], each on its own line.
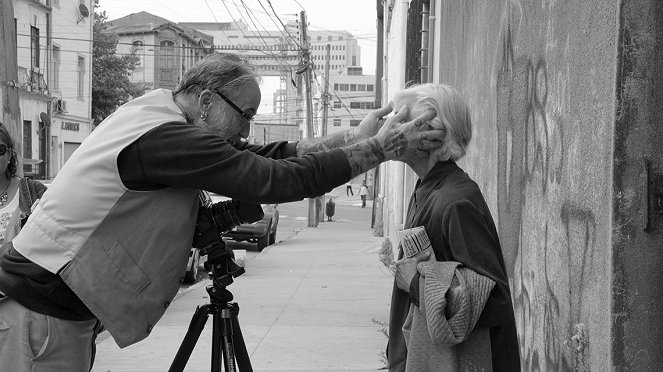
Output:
[173, 52, 261, 99]
[394, 83, 472, 162]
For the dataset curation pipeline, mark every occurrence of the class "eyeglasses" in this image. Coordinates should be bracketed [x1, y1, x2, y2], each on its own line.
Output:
[0, 144, 8, 156]
[213, 89, 254, 126]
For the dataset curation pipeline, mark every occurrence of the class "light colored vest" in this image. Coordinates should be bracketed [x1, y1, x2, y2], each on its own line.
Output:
[13, 89, 199, 347]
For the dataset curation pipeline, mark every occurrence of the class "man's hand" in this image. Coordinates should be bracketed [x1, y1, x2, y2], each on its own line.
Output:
[353, 102, 394, 141]
[395, 251, 431, 292]
[375, 107, 443, 162]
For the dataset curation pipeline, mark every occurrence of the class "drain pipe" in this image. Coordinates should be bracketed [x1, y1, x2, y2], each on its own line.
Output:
[427, 0, 436, 82]
[420, 0, 430, 83]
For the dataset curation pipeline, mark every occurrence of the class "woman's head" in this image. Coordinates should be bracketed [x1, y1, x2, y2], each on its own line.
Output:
[0, 124, 17, 180]
[393, 83, 472, 162]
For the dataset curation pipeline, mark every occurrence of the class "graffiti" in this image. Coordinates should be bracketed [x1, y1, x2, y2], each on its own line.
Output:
[495, 17, 595, 372]
[496, 25, 566, 276]
[513, 224, 572, 372]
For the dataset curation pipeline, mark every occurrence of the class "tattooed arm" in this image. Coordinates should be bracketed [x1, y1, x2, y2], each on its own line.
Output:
[341, 107, 443, 178]
[296, 103, 394, 156]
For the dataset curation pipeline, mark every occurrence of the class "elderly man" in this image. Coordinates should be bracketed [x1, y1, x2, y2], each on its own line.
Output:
[386, 83, 520, 371]
[0, 53, 445, 371]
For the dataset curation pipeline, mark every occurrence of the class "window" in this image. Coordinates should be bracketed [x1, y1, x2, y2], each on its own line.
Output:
[77, 56, 85, 99]
[51, 45, 60, 91]
[30, 26, 40, 68]
[328, 36, 332, 41]
[358, 84, 365, 91]
[340, 84, 349, 91]
[338, 36, 344, 40]
[317, 36, 322, 41]
[334, 83, 338, 90]
[350, 120, 361, 127]
[367, 84, 374, 92]
[333, 101, 341, 108]
[132, 41, 144, 69]
[350, 84, 357, 91]
[159, 40, 176, 89]
[333, 119, 341, 126]
[350, 102, 360, 109]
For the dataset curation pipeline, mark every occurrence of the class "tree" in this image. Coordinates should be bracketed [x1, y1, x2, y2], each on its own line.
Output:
[92, 9, 140, 126]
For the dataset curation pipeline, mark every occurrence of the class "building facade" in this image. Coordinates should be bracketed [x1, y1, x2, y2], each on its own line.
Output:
[13, 0, 95, 179]
[105, 12, 214, 95]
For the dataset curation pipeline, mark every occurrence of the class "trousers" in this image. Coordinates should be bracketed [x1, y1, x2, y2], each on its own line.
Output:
[0, 296, 100, 372]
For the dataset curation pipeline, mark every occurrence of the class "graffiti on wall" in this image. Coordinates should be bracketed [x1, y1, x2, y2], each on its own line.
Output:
[495, 22, 595, 370]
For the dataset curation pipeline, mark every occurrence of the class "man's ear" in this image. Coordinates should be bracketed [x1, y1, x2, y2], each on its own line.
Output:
[198, 90, 214, 112]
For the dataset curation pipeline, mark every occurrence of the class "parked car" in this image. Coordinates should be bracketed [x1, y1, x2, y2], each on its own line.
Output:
[182, 247, 203, 284]
[208, 193, 279, 252]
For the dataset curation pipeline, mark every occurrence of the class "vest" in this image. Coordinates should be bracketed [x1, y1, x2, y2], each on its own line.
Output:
[12, 89, 199, 347]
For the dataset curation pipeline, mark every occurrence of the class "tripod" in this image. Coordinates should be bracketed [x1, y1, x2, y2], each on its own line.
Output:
[169, 245, 252, 372]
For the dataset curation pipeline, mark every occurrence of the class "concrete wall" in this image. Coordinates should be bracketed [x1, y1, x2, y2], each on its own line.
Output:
[447, 2, 617, 369]
[380, 0, 662, 370]
[612, 1, 663, 370]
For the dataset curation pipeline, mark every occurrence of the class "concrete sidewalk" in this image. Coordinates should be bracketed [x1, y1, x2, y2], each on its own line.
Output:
[92, 192, 393, 372]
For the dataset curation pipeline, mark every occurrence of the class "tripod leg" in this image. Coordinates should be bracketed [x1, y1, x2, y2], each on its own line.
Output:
[214, 308, 238, 372]
[229, 306, 252, 372]
[169, 305, 210, 372]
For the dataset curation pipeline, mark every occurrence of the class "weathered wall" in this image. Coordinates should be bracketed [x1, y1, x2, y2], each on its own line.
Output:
[436, 1, 618, 370]
[379, 0, 663, 368]
[612, 0, 663, 370]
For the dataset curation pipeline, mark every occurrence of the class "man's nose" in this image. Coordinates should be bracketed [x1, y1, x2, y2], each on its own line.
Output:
[240, 122, 251, 138]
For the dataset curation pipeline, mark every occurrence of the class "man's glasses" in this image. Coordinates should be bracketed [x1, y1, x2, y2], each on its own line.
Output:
[213, 89, 254, 126]
[0, 144, 8, 156]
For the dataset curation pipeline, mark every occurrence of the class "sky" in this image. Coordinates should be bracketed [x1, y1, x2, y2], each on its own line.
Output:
[98, 0, 378, 114]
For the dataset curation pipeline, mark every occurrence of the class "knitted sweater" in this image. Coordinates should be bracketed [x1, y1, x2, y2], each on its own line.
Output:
[402, 261, 495, 372]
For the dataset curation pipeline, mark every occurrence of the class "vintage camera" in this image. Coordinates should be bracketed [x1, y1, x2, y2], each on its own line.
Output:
[193, 192, 264, 286]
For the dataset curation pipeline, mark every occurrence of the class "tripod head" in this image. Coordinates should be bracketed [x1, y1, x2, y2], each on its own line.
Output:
[200, 241, 245, 289]
[192, 191, 264, 296]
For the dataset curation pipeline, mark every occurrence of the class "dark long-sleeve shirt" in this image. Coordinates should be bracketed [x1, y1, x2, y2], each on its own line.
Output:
[387, 161, 520, 372]
[0, 121, 350, 320]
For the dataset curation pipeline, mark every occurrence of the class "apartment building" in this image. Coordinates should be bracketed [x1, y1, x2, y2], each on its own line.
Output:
[13, 0, 94, 179]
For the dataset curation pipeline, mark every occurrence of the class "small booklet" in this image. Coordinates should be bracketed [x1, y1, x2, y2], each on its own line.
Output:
[397, 226, 436, 260]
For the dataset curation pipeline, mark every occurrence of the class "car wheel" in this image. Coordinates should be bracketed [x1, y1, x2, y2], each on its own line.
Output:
[183, 250, 200, 284]
[269, 229, 276, 245]
[269, 212, 279, 245]
[257, 227, 271, 252]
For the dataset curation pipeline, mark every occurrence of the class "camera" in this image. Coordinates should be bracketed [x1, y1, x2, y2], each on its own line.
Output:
[193, 192, 264, 286]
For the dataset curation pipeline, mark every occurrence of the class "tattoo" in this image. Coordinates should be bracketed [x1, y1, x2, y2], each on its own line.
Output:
[384, 131, 408, 157]
[297, 129, 359, 156]
[342, 138, 385, 178]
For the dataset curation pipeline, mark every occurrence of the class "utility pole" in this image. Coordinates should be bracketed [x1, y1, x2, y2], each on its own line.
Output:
[299, 10, 318, 227]
[321, 44, 331, 137]
[317, 44, 332, 223]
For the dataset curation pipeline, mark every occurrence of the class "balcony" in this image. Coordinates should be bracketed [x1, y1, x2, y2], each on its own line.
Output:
[18, 67, 49, 94]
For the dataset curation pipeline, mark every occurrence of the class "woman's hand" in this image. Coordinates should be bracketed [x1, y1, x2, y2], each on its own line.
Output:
[395, 251, 432, 292]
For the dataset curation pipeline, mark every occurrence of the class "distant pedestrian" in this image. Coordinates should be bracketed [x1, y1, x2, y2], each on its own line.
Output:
[346, 182, 354, 196]
[359, 181, 368, 208]
[325, 198, 335, 221]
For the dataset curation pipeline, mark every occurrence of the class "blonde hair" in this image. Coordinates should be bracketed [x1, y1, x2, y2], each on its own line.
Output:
[393, 83, 472, 161]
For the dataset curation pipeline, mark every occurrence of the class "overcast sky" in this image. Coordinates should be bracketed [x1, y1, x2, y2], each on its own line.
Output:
[97, 0, 378, 75]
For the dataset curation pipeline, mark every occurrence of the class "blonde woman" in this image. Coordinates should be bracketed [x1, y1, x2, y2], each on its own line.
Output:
[387, 84, 520, 372]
